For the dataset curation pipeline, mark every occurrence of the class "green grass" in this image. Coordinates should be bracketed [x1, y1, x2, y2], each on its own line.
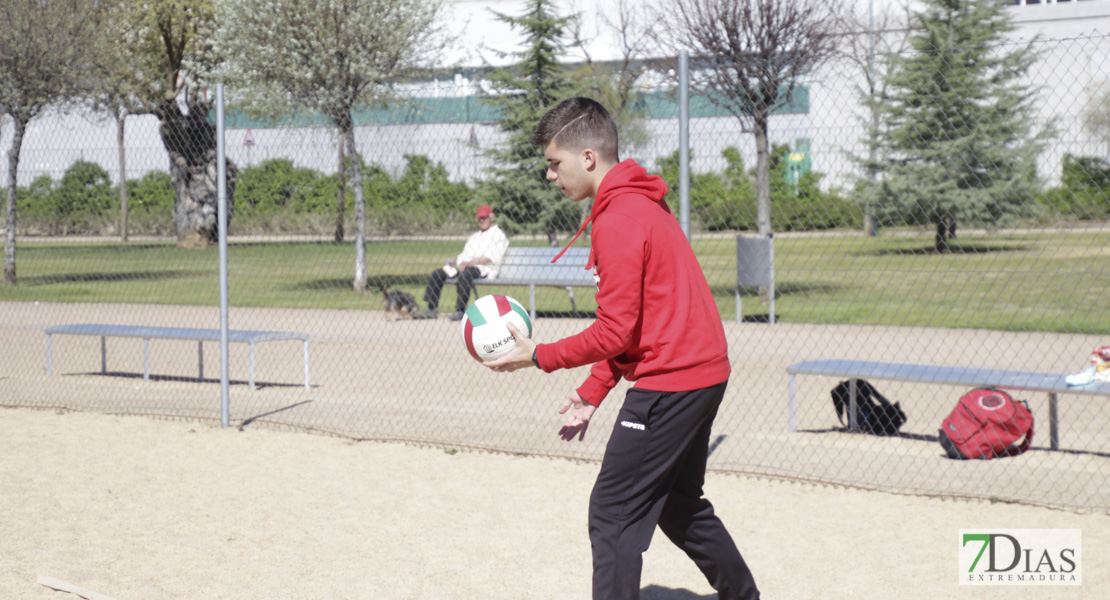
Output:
[3, 229, 1109, 334]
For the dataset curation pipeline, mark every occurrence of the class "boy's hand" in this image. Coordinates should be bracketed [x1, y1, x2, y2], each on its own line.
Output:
[483, 323, 537, 372]
[558, 391, 595, 442]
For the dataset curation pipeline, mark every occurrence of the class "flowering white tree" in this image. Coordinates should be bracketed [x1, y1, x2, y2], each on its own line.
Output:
[1, 0, 100, 285]
[213, 0, 448, 291]
[92, 0, 233, 248]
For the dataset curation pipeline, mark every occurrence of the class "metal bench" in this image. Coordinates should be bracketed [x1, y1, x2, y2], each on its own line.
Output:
[786, 359, 1110, 450]
[45, 323, 310, 391]
[448, 246, 596, 319]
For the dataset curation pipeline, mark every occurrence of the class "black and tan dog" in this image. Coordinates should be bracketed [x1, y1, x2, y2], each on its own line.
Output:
[381, 286, 419, 320]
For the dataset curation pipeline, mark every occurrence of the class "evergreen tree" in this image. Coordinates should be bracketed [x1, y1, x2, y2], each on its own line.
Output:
[477, 0, 582, 244]
[864, 0, 1049, 252]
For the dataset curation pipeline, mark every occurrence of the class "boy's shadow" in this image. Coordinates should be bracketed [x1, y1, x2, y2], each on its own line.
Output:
[641, 586, 715, 600]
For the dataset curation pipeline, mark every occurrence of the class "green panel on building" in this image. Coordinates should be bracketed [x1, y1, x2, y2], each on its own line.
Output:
[221, 86, 809, 129]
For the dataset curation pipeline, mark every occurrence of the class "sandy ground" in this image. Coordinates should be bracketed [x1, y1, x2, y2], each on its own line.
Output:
[6, 301, 1110, 512]
[1, 407, 1107, 600]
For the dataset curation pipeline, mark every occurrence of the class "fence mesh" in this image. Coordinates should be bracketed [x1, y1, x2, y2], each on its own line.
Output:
[3, 30, 1110, 512]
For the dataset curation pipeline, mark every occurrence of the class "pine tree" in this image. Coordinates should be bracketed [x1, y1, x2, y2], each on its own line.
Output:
[864, 0, 1050, 252]
[477, 0, 582, 244]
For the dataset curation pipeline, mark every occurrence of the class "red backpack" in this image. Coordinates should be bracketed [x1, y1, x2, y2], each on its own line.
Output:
[939, 388, 1034, 460]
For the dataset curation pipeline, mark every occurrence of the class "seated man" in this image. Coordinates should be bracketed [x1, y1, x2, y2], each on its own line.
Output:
[414, 205, 509, 321]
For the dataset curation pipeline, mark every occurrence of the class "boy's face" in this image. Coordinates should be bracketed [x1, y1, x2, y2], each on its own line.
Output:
[543, 142, 593, 202]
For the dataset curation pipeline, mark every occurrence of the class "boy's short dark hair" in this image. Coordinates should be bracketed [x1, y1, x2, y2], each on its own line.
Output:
[531, 97, 619, 163]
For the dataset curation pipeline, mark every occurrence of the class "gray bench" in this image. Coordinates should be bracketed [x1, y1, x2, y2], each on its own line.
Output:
[786, 359, 1110, 450]
[448, 246, 596, 319]
[45, 324, 310, 391]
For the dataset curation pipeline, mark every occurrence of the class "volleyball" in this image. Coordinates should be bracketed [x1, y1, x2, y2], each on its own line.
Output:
[460, 294, 532, 362]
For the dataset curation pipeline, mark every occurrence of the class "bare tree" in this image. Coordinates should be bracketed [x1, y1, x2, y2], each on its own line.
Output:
[1086, 80, 1110, 161]
[569, 0, 653, 152]
[566, 0, 654, 227]
[834, 0, 913, 235]
[88, 0, 150, 243]
[0, 0, 100, 285]
[655, 0, 839, 236]
[834, 1, 913, 114]
[213, 0, 448, 291]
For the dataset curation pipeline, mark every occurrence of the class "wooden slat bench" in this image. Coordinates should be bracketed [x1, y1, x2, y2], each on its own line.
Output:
[448, 246, 596, 319]
[786, 359, 1110, 450]
[45, 324, 311, 391]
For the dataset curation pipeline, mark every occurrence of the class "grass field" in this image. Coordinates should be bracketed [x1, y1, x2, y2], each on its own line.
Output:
[3, 228, 1108, 334]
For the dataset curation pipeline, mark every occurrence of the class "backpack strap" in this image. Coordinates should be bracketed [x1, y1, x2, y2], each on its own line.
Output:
[869, 384, 895, 411]
[1010, 401, 1034, 456]
[992, 398, 1035, 458]
[832, 380, 851, 426]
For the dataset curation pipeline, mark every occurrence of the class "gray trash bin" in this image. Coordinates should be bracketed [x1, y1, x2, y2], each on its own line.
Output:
[735, 234, 774, 324]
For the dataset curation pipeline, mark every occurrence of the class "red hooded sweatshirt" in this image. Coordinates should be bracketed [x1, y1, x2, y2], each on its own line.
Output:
[534, 159, 731, 406]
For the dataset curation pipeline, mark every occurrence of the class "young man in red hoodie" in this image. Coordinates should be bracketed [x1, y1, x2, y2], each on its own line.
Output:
[486, 97, 759, 600]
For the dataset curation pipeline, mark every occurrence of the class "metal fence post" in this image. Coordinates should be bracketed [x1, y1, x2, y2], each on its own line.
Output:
[679, 50, 691, 241]
[217, 83, 230, 428]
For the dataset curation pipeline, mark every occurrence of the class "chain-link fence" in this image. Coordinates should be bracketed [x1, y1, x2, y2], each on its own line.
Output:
[3, 30, 1110, 512]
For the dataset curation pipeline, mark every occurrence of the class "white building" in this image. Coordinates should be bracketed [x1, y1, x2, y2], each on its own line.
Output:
[2, 0, 1108, 190]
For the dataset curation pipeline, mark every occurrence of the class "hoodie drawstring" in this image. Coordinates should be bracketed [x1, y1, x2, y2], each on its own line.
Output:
[551, 217, 594, 269]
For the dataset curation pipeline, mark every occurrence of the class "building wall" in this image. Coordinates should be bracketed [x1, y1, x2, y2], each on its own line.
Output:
[1, 0, 1107, 192]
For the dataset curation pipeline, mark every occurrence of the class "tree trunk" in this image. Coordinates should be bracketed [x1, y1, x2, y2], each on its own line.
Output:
[4, 116, 27, 286]
[116, 111, 129, 243]
[754, 121, 772, 237]
[157, 98, 237, 248]
[334, 133, 346, 243]
[754, 116, 772, 304]
[935, 217, 957, 253]
[343, 120, 367, 292]
[865, 92, 880, 237]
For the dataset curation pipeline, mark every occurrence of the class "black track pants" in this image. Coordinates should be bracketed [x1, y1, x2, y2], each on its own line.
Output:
[588, 382, 759, 600]
[423, 266, 482, 312]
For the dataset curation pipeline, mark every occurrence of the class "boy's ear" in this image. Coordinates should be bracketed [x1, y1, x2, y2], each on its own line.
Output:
[581, 148, 598, 171]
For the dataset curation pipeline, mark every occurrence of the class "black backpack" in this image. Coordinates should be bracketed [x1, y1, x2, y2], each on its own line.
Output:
[831, 379, 907, 436]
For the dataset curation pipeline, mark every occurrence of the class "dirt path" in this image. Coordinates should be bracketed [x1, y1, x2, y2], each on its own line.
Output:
[1, 408, 1106, 600]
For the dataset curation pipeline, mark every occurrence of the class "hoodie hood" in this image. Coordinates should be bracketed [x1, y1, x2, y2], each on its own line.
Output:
[552, 159, 669, 267]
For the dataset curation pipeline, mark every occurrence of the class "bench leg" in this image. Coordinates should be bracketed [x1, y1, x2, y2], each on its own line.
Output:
[769, 280, 776, 325]
[249, 342, 256, 391]
[736, 287, 741, 323]
[101, 336, 108, 375]
[566, 286, 578, 317]
[529, 285, 537, 321]
[1049, 392, 1059, 451]
[142, 338, 150, 382]
[848, 378, 859, 431]
[198, 341, 204, 381]
[788, 374, 797, 433]
[46, 334, 53, 376]
[304, 340, 311, 389]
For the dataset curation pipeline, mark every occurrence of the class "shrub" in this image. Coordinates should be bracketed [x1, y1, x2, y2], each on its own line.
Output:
[17, 163, 115, 235]
[655, 146, 858, 232]
[362, 154, 473, 234]
[235, 159, 335, 215]
[52, 161, 114, 218]
[1036, 155, 1110, 221]
[15, 175, 55, 233]
[127, 172, 175, 213]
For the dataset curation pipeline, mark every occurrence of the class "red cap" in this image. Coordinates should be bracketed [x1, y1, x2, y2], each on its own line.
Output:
[476, 205, 493, 219]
